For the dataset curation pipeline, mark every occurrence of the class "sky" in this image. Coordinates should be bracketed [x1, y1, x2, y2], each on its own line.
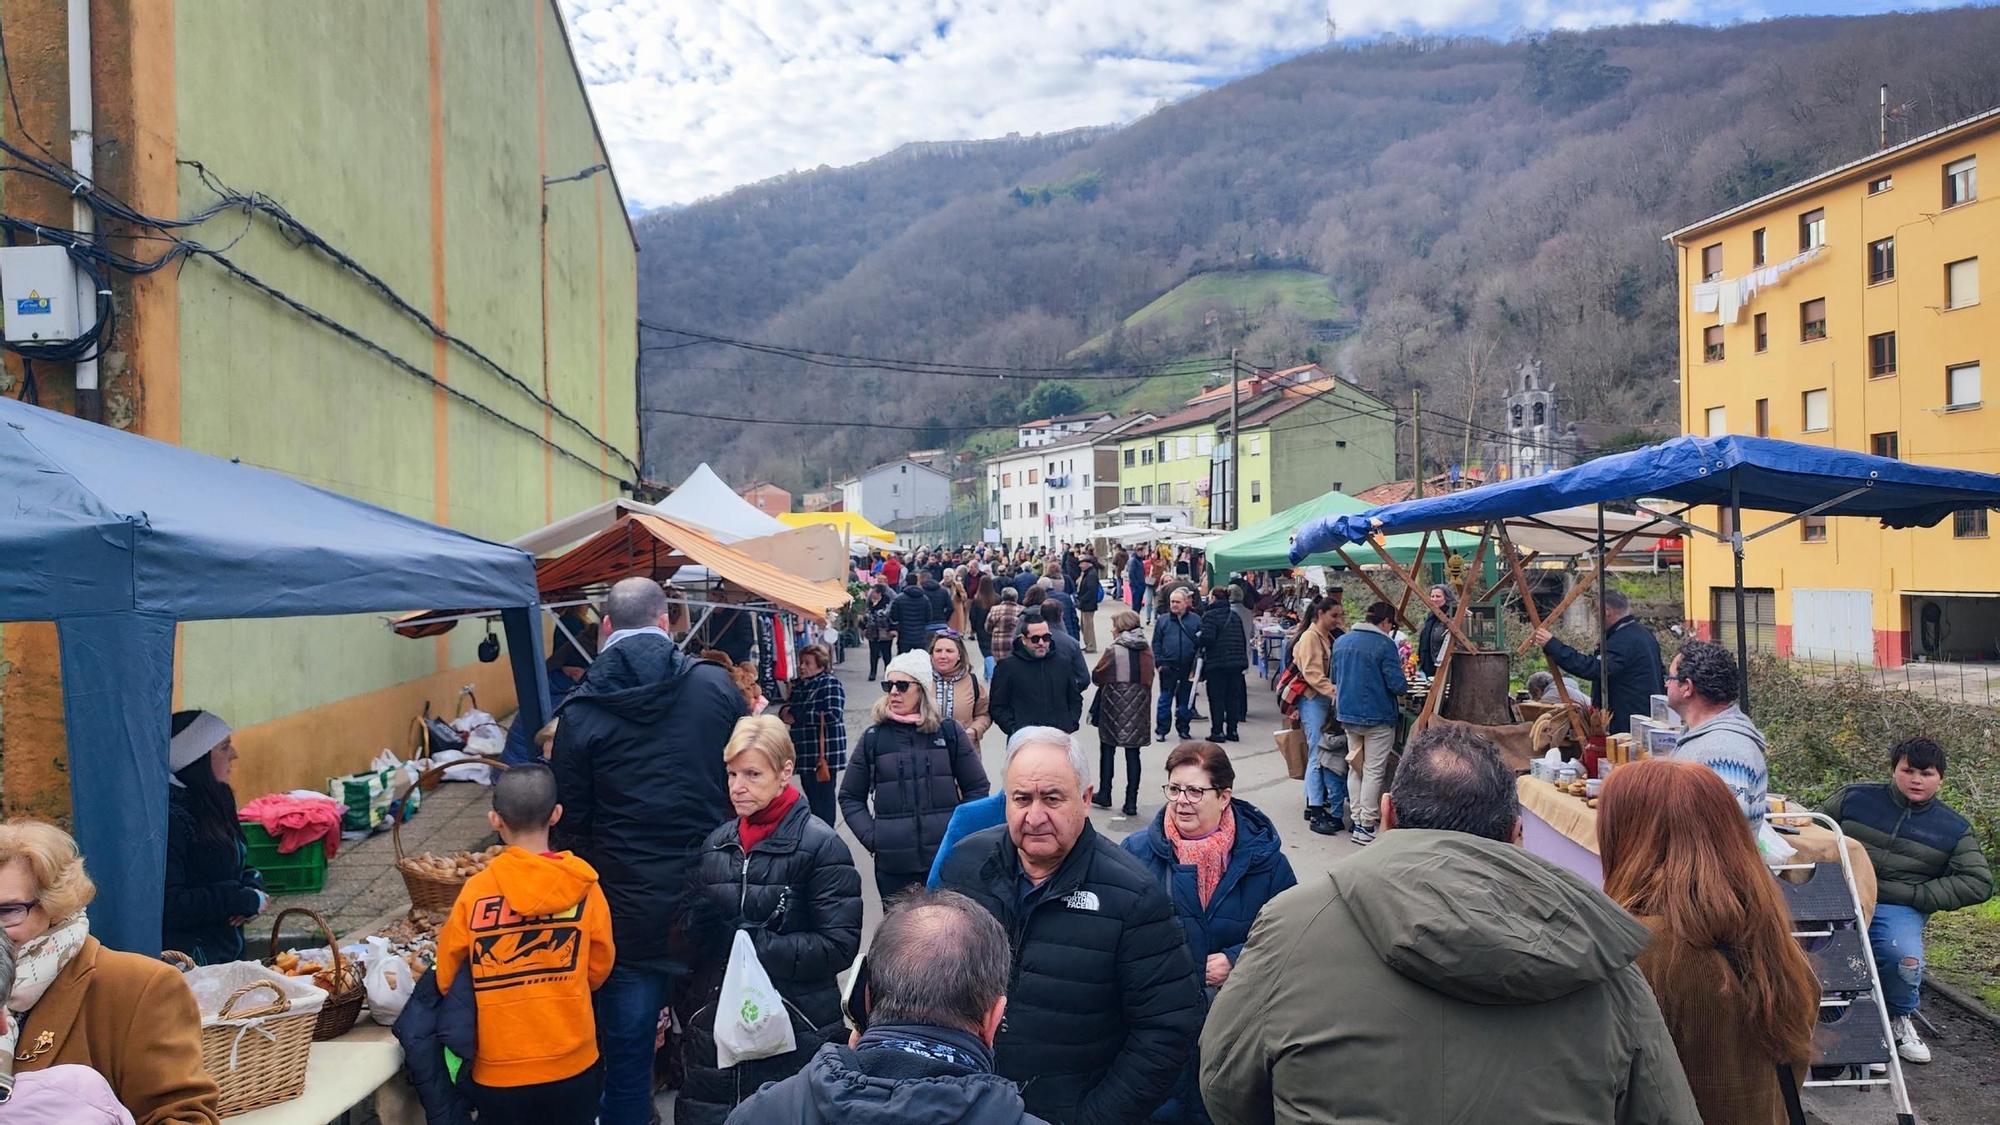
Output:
[561, 0, 1967, 211]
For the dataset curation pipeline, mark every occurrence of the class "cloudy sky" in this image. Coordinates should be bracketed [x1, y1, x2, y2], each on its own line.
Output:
[562, 0, 1959, 211]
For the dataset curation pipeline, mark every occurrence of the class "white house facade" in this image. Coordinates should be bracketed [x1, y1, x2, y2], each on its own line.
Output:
[844, 458, 951, 526]
[987, 414, 1153, 548]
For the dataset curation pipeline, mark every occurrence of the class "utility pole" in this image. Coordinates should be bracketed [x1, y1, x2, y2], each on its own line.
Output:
[1228, 348, 1241, 530]
[1879, 84, 1889, 150]
[1411, 389, 1423, 498]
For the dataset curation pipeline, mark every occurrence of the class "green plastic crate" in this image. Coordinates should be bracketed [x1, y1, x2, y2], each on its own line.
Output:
[243, 823, 328, 895]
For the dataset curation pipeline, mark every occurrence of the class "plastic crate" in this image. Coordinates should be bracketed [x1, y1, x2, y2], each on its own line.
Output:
[243, 823, 329, 895]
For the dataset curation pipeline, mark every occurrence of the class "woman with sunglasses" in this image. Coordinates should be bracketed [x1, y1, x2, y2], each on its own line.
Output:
[839, 651, 991, 900]
[1120, 741, 1295, 1123]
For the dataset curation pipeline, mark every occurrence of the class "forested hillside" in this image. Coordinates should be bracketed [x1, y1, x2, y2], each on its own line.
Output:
[635, 9, 2000, 491]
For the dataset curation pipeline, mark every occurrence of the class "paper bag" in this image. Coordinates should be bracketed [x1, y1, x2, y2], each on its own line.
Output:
[1275, 726, 1308, 781]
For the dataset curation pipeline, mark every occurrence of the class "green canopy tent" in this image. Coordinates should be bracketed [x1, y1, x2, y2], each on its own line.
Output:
[1208, 490, 1480, 577]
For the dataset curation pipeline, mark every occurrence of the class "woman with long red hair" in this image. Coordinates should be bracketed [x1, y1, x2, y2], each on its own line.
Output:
[1598, 759, 1820, 1125]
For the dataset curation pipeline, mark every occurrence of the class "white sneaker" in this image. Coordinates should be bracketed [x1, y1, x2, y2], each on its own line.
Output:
[1350, 826, 1376, 846]
[1893, 1015, 1931, 1064]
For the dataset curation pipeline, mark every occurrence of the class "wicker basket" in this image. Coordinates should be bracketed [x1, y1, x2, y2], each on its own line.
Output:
[198, 978, 318, 1117]
[393, 759, 508, 915]
[266, 907, 364, 1041]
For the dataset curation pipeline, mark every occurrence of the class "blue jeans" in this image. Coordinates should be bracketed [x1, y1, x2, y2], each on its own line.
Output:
[1868, 903, 1928, 1016]
[1156, 667, 1193, 733]
[1297, 695, 1345, 819]
[594, 962, 674, 1125]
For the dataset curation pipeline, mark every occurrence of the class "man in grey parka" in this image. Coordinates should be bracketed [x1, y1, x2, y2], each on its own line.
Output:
[1201, 725, 1700, 1125]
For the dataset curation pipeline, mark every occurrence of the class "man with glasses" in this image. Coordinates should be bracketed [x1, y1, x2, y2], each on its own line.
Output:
[990, 617, 1085, 736]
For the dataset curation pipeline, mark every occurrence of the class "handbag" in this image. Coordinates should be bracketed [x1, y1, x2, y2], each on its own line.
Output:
[421, 702, 466, 755]
[1274, 664, 1309, 719]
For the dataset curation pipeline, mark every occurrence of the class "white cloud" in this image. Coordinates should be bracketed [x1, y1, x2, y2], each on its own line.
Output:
[559, 1, 1901, 210]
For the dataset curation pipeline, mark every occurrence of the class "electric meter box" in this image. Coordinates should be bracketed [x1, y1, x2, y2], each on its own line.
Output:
[0, 245, 82, 343]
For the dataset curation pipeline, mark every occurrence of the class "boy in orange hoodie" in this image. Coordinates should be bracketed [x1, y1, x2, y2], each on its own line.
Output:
[434, 763, 614, 1124]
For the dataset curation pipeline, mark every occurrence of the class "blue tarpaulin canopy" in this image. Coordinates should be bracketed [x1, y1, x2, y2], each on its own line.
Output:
[1292, 435, 2000, 559]
[0, 397, 550, 952]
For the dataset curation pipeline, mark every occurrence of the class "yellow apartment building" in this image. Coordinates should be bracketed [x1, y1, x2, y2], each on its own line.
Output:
[1666, 108, 1999, 666]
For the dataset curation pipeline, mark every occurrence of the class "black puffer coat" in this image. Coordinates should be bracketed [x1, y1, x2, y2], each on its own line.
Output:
[680, 795, 864, 1125]
[893, 587, 935, 646]
[162, 787, 264, 965]
[551, 633, 746, 973]
[839, 720, 991, 878]
[937, 824, 1203, 1125]
[1198, 600, 1249, 678]
[924, 579, 953, 624]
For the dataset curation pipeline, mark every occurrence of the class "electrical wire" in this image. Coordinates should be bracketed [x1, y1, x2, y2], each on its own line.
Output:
[639, 320, 1229, 381]
[640, 405, 1018, 433]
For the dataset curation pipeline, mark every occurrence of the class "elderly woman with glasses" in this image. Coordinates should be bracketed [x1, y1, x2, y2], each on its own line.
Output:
[840, 650, 991, 900]
[1120, 741, 1296, 1124]
[0, 819, 221, 1124]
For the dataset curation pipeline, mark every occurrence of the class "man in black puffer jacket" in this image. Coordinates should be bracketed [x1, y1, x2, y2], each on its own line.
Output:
[990, 616, 1085, 734]
[939, 727, 1202, 1125]
[893, 575, 935, 653]
[551, 577, 747, 1125]
[924, 576, 953, 626]
[1199, 587, 1250, 742]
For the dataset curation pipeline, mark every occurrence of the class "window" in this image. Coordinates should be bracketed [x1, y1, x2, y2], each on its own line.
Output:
[1026, 469, 1038, 484]
[1955, 508, 1990, 539]
[1800, 298, 1827, 342]
[1712, 587, 1776, 653]
[1868, 175, 1893, 195]
[1751, 227, 1767, 267]
[1196, 433, 1214, 455]
[1140, 447, 1153, 465]
[1250, 480, 1262, 502]
[1176, 436, 1192, 460]
[1799, 208, 1825, 251]
[1947, 362, 1982, 410]
[1801, 515, 1828, 543]
[1082, 474, 1089, 487]
[1945, 156, 1977, 207]
[1122, 449, 1134, 467]
[1156, 440, 1168, 462]
[1703, 325, 1725, 363]
[1330, 481, 1343, 492]
[1140, 485, 1154, 504]
[891, 483, 900, 495]
[1946, 257, 1979, 309]
[1122, 487, 1135, 503]
[1247, 435, 1262, 455]
[1001, 472, 1012, 487]
[1869, 331, 1898, 378]
[1754, 312, 1768, 352]
[1704, 406, 1727, 436]
[1026, 502, 1038, 516]
[1046, 462, 1056, 476]
[1002, 504, 1013, 519]
[1533, 402, 1546, 425]
[1871, 431, 1899, 459]
[1869, 237, 1895, 283]
[1801, 388, 1829, 432]
[1755, 398, 1770, 436]
[1701, 243, 1723, 281]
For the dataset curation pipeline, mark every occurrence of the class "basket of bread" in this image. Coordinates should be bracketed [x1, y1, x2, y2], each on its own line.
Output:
[267, 907, 365, 1040]
[392, 761, 509, 914]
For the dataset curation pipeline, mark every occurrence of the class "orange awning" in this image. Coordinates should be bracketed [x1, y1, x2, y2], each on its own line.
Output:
[395, 513, 848, 636]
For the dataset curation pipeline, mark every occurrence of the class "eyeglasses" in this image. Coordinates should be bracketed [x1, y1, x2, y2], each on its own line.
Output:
[1021, 633, 1052, 644]
[1162, 783, 1216, 803]
[0, 901, 38, 925]
[1663, 674, 1687, 684]
[883, 680, 920, 694]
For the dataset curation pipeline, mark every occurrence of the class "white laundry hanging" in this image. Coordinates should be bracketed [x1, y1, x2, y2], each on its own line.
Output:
[1692, 281, 1720, 314]
[1695, 245, 1825, 325]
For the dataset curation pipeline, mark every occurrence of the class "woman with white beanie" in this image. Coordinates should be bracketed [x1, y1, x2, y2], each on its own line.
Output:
[838, 651, 991, 900]
[163, 710, 266, 964]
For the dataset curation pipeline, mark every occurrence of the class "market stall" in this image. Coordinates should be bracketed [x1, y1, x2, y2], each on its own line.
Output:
[0, 397, 548, 954]
[1206, 488, 1479, 577]
[777, 509, 899, 555]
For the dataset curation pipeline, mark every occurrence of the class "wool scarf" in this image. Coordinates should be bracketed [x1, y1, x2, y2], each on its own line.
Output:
[4, 911, 91, 1063]
[1166, 805, 1236, 909]
[739, 786, 801, 853]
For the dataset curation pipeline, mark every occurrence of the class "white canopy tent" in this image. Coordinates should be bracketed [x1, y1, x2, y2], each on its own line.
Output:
[508, 497, 667, 557]
[653, 464, 789, 543]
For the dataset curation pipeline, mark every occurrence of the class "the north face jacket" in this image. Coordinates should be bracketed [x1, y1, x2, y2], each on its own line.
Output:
[551, 633, 746, 973]
[1201, 829, 1700, 1125]
[937, 823, 1203, 1125]
[1819, 782, 1993, 914]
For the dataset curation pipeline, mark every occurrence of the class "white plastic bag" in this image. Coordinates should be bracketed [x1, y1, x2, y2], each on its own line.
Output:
[714, 930, 795, 1067]
[365, 945, 417, 1026]
[452, 709, 506, 757]
[1756, 821, 1799, 864]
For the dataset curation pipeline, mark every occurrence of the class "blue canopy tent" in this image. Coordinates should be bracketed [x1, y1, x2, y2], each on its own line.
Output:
[0, 397, 550, 952]
[1291, 434, 2000, 710]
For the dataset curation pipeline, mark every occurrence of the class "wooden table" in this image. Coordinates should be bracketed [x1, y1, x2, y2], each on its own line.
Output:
[1516, 775, 1878, 921]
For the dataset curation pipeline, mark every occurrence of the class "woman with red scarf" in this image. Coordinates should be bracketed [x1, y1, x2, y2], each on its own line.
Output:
[678, 717, 862, 1124]
[1120, 741, 1297, 1123]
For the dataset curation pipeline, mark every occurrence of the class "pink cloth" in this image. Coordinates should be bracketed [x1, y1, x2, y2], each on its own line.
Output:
[6, 1065, 137, 1124]
[238, 793, 344, 859]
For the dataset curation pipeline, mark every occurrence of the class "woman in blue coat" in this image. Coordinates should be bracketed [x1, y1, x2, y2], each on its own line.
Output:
[1121, 740, 1297, 1123]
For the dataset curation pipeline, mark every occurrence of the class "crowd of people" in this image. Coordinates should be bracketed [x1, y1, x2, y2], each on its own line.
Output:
[1, 535, 1989, 1125]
